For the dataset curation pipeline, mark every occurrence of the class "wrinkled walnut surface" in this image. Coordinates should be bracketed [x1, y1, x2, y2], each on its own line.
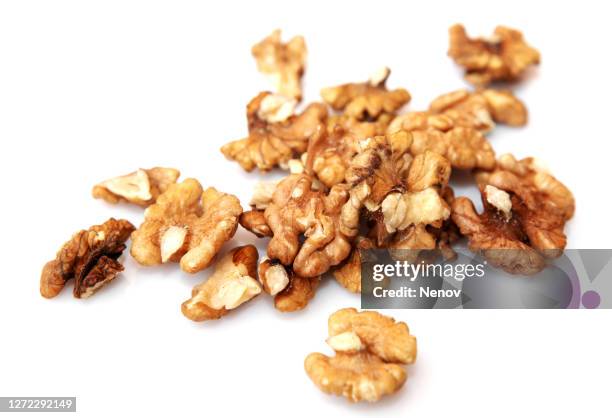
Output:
[130, 179, 242, 273]
[452, 154, 574, 275]
[40, 218, 135, 298]
[221, 92, 327, 172]
[258, 258, 320, 312]
[252, 29, 306, 100]
[182, 246, 261, 321]
[448, 24, 541, 86]
[305, 308, 416, 403]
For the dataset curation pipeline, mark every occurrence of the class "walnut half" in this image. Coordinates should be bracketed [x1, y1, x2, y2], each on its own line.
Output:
[304, 308, 417, 402]
[40, 218, 135, 299]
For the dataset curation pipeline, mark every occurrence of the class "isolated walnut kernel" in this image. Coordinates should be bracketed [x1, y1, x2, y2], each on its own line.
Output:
[221, 92, 327, 172]
[452, 156, 574, 274]
[181, 246, 261, 321]
[448, 24, 541, 86]
[40, 218, 135, 298]
[92, 167, 180, 207]
[130, 179, 242, 273]
[321, 67, 411, 120]
[252, 29, 306, 100]
[305, 308, 416, 403]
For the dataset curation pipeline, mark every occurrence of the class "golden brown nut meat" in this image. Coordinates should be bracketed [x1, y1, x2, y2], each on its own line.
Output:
[388, 112, 496, 171]
[429, 89, 527, 131]
[304, 308, 416, 403]
[130, 179, 242, 273]
[252, 29, 306, 100]
[264, 174, 355, 277]
[40, 218, 135, 298]
[304, 351, 407, 403]
[181, 246, 261, 321]
[321, 67, 411, 120]
[302, 113, 395, 189]
[221, 92, 327, 172]
[452, 154, 575, 275]
[258, 258, 320, 312]
[92, 167, 180, 207]
[448, 24, 540, 86]
[332, 237, 374, 293]
[343, 136, 451, 248]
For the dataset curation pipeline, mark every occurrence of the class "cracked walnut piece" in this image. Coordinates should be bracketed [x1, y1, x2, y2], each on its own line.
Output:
[429, 89, 528, 131]
[181, 246, 261, 321]
[321, 67, 411, 120]
[40, 218, 135, 299]
[452, 154, 575, 275]
[252, 29, 306, 101]
[221, 92, 327, 172]
[448, 24, 541, 86]
[92, 167, 180, 207]
[304, 308, 416, 402]
[130, 179, 242, 274]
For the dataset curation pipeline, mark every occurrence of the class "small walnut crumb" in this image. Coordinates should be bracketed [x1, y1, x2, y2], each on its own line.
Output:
[321, 68, 411, 120]
[258, 257, 290, 295]
[305, 308, 416, 403]
[130, 179, 242, 273]
[221, 92, 327, 172]
[239, 210, 272, 238]
[92, 167, 180, 207]
[40, 218, 135, 299]
[485, 184, 512, 218]
[448, 24, 540, 86]
[182, 246, 261, 321]
[252, 29, 306, 100]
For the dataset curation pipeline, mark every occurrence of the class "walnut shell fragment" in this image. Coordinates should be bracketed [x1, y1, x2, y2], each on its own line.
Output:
[252, 29, 307, 101]
[40, 218, 135, 299]
[305, 308, 416, 403]
[181, 245, 261, 321]
[221, 92, 327, 172]
[92, 167, 180, 207]
[130, 179, 242, 274]
[448, 24, 541, 86]
[452, 154, 575, 275]
[321, 67, 411, 120]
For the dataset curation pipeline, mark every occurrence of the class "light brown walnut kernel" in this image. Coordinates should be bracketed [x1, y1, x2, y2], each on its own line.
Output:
[429, 89, 527, 130]
[130, 179, 242, 273]
[273, 271, 320, 313]
[221, 92, 327, 172]
[92, 167, 180, 207]
[239, 210, 272, 238]
[264, 174, 355, 277]
[40, 218, 135, 299]
[304, 352, 407, 403]
[328, 308, 417, 364]
[304, 308, 416, 403]
[252, 29, 306, 100]
[448, 24, 541, 86]
[181, 246, 261, 321]
[321, 68, 411, 120]
[452, 156, 574, 274]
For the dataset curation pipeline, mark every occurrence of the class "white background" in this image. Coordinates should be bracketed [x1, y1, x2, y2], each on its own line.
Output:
[1, 1, 611, 417]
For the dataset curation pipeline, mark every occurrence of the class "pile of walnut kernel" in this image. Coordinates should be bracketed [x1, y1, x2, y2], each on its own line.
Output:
[39, 26, 573, 403]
